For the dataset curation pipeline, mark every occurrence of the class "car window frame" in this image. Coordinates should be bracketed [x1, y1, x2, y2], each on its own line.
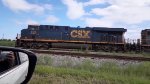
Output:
[0, 51, 21, 75]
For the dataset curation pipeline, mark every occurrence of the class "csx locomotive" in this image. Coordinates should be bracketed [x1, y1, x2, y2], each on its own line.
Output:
[15, 25, 150, 52]
[16, 25, 127, 50]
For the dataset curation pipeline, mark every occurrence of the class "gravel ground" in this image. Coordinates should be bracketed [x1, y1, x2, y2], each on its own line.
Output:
[37, 54, 142, 68]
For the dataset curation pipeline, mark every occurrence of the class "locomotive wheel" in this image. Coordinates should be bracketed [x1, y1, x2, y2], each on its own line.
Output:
[40, 44, 49, 50]
[92, 44, 98, 51]
[102, 45, 110, 52]
[22, 43, 31, 49]
[116, 46, 125, 52]
[109, 46, 114, 52]
[22, 44, 28, 49]
[31, 44, 39, 49]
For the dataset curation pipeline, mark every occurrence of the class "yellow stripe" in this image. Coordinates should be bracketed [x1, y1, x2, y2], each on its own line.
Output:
[20, 39, 124, 45]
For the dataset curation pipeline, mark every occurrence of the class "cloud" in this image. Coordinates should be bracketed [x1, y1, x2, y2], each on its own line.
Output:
[2, 0, 52, 14]
[15, 19, 39, 25]
[125, 29, 142, 39]
[89, 0, 150, 25]
[84, 17, 113, 27]
[62, 0, 150, 27]
[62, 0, 85, 20]
[81, 0, 150, 39]
[46, 15, 59, 23]
[15, 15, 59, 26]
[43, 4, 53, 11]
[15, 20, 23, 25]
[26, 19, 39, 25]
[83, 0, 105, 6]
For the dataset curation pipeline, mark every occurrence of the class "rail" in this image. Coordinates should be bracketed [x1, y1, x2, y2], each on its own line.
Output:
[30, 49, 150, 61]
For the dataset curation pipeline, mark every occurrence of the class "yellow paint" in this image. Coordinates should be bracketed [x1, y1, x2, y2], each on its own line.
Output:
[70, 30, 90, 38]
[20, 38, 124, 44]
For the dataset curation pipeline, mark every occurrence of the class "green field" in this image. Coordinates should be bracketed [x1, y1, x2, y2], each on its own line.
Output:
[0, 40, 15, 47]
[29, 55, 150, 84]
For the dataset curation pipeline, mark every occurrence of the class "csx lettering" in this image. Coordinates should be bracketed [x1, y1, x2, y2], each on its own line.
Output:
[70, 30, 90, 38]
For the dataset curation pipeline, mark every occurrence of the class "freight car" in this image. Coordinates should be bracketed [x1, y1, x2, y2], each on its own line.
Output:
[16, 25, 127, 51]
[141, 29, 150, 51]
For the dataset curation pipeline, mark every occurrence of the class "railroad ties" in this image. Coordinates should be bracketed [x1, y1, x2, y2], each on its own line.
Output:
[30, 49, 150, 62]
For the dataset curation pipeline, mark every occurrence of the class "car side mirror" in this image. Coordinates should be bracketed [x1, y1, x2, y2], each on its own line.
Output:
[0, 46, 37, 84]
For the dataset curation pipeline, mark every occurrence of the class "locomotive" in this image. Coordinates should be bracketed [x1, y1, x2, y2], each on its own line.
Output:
[15, 25, 150, 52]
[141, 29, 150, 51]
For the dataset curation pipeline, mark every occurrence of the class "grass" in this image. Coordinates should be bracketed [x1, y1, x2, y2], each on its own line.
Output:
[0, 40, 15, 47]
[29, 55, 150, 84]
[29, 63, 150, 84]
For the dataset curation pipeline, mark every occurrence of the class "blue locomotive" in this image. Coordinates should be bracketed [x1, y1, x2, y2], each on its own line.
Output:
[16, 25, 127, 51]
[141, 29, 150, 51]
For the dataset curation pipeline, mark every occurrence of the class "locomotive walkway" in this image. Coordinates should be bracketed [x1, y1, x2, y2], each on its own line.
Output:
[30, 49, 150, 62]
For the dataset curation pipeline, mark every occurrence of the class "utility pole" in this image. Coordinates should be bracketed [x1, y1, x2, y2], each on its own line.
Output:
[2, 34, 4, 40]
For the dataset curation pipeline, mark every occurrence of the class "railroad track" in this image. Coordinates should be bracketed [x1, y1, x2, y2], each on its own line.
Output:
[30, 49, 150, 61]
[48, 48, 79, 51]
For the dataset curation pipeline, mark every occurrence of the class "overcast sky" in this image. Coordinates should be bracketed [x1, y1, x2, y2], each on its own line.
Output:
[0, 0, 150, 40]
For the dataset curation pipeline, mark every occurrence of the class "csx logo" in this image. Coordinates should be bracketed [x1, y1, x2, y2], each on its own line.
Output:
[70, 30, 90, 38]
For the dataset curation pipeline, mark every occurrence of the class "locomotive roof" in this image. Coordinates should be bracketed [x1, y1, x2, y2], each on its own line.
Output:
[92, 27, 127, 32]
[27, 25, 127, 32]
[142, 29, 150, 31]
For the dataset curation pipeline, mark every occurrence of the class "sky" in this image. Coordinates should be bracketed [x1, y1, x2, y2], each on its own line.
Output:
[0, 0, 150, 40]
